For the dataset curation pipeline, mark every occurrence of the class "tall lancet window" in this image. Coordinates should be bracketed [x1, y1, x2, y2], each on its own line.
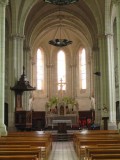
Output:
[57, 50, 66, 91]
[79, 48, 86, 90]
[37, 49, 44, 90]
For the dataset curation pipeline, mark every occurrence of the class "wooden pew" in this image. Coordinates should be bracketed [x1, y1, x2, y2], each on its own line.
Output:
[73, 131, 120, 154]
[0, 145, 30, 148]
[85, 145, 120, 157]
[91, 154, 120, 160]
[0, 151, 40, 160]
[73, 130, 119, 153]
[0, 131, 53, 160]
[0, 141, 48, 159]
[0, 155, 37, 160]
[0, 133, 52, 160]
[73, 130, 120, 160]
[80, 139, 120, 158]
[86, 148, 120, 160]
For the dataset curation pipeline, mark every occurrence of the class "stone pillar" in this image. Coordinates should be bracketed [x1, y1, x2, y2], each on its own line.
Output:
[106, 33, 117, 129]
[8, 34, 24, 131]
[97, 34, 110, 129]
[46, 63, 54, 98]
[70, 63, 76, 98]
[116, 2, 120, 105]
[112, 0, 120, 130]
[0, 0, 8, 136]
[23, 46, 31, 111]
[92, 46, 101, 125]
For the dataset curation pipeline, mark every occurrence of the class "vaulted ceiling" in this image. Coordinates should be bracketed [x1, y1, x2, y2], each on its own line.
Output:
[7, 0, 105, 53]
[25, 0, 105, 51]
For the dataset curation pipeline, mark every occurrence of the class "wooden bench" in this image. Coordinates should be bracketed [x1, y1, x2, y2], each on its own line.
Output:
[0, 144, 30, 148]
[0, 155, 37, 160]
[81, 139, 120, 155]
[0, 132, 52, 160]
[86, 148, 120, 160]
[73, 130, 119, 153]
[73, 131, 120, 152]
[91, 154, 120, 160]
[85, 145, 120, 156]
[0, 150, 40, 160]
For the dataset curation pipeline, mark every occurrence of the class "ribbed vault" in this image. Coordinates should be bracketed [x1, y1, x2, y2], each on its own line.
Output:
[23, 0, 105, 53]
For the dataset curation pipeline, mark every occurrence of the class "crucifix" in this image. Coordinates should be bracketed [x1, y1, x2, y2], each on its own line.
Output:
[58, 78, 66, 97]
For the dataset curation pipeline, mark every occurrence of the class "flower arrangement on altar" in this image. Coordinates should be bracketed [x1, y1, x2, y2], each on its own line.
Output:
[45, 96, 78, 114]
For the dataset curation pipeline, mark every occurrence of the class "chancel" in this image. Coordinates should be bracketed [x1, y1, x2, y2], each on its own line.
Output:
[0, 0, 120, 160]
[45, 96, 78, 130]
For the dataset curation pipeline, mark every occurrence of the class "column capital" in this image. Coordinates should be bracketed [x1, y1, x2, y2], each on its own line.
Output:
[105, 33, 113, 39]
[0, 0, 8, 6]
[10, 34, 25, 40]
[97, 33, 113, 40]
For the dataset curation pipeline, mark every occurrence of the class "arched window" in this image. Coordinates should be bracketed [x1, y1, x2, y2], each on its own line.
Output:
[79, 48, 86, 90]
[57, 50, 66, 91]
[37, 49, 44, 90]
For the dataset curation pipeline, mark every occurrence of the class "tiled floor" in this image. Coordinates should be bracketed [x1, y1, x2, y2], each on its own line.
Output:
[48, 141, 78, 160]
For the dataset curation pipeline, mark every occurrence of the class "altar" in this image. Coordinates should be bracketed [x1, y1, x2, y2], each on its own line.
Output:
[52, 119, 72, 128]
[45, 96, 79, 127]
[52, 119, 72, 133]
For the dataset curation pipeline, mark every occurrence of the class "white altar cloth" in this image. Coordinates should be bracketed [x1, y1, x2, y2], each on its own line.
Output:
[52, 119, 72, 128]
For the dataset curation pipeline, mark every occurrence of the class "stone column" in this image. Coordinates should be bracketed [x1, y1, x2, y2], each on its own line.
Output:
[113, 0, 120, 129]
[106, 33, 117, 129]
[0, 0, 8, 136]
[8, 34, 24, 131]
[92, 46, 101, 125]
[97, 34, 109, 129]
[70, 63, 76, 98]
[46, 63, 54, 98]
[23, 46, 31, 111]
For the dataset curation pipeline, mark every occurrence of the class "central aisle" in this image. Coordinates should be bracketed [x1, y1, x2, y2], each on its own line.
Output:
[48, 141, 78, 160]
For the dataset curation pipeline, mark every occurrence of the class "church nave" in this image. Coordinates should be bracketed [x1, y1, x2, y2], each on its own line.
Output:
[48, 141, 78, 160]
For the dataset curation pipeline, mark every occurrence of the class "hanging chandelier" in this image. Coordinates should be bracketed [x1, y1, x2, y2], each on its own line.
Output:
[44, 0, 77, 47]
[49, 38, 72, 47]
[44, 0, 79, 5]
[48, 17, 73, 47]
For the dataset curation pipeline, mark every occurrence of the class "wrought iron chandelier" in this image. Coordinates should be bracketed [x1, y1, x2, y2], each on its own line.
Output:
[48, 16, 72, 47]
[44, 0, 78, 47]
[49, 38, 72, 47]
[44, 0, 78, 5]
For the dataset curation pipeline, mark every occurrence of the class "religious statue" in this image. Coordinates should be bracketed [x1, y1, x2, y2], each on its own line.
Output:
[60, 105, 64, 115]
[28, 93, 33, 110]
[90, 96, 95, 110]
[66, 106, 70, 114]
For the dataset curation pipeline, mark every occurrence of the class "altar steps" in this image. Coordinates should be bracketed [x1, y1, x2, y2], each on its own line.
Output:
[52, 133, 73, 141]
